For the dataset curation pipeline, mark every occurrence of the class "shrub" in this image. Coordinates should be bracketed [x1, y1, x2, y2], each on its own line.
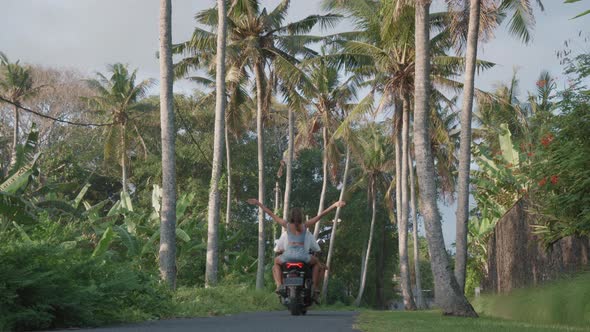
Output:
[0, 242, 172, 331]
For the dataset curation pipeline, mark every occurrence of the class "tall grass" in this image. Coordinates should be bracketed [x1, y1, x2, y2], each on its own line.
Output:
[472, 272, 590, 328]
[173, 284, 282, 317]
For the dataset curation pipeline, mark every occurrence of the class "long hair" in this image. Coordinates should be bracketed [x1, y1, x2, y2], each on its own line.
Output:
[290, 207, 303, 226]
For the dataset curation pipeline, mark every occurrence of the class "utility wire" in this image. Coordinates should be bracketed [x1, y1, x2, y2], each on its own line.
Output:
[0, 95, 113, 127]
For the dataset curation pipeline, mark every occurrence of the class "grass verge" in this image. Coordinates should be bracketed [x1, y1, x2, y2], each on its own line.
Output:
[472, 273, 590, 328]
[172, 284, 282, 317]
[356, 310, 590, 332]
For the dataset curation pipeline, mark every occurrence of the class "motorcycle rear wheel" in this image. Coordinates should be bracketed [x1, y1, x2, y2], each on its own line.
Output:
[289, 286, 302, 316]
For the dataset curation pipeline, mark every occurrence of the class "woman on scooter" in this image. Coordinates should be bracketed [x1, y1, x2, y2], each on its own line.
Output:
[246, 198, 346, 296]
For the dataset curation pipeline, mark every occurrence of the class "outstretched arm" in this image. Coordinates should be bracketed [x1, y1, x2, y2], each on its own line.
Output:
[247, 198, 287, 228]
[305, 201, 346, 228]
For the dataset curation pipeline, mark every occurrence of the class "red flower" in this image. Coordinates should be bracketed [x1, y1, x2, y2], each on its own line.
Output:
[550, 175, 559, 185]
[539, 177, 547, 186]
[527, 152, 534, 157]
[541, 133, 554, 147]
[536, 80, 547, 88]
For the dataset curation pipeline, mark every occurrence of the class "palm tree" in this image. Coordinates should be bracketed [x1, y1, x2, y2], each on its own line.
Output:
[225, 81, 255, 226]
[282, 104, 295, 225]
[451, 0, 544, 293]
[280, 82, 306, 227]
[321, 146, 350, 303]
[158, 0, 177, 289]
[399, 93, 417, 310]
[205, 0, 228, 288]
[349, 124, 394, 307]
[408, 148, 425, 309]
[414, 0, 477, 317]
[181, 64, 253, 227]
[0, 53, 38, 171]
[320, 98, 360, 302]
[301, 55, 356, 239]
[86, 64, 153, 194]
[175, 0, 340, 289]
[321, 0, 493, 310]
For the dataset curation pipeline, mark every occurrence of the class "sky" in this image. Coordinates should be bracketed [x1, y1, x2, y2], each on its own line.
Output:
[1, 0, 588, 248]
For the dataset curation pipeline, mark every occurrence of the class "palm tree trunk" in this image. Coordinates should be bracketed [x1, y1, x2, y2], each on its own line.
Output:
[321, 147, 350, 302]
[400, 94, 417, 310]
[225, 123, 231, 225]
[9, 105, 19, 168]
[409, 152, 425, 309]
[254, 61, 266, 290]
[205, 0, 227, 288]
[273, 180, 280, 241]
[394, 100, 402, 241]
[414, 0, 477, 317]
[313, 125, 329, 239]
[158, 0, 177, 289]
[376, 216, 386, 309]
[121, 123, 128, 194]
[455, 0, 481, 293]
[282, 107, 294, 228]
[354, 176, 377, 307]
[133, 124, 149, 160]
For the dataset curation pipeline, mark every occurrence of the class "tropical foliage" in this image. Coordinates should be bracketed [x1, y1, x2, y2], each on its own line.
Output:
[1, 0, 589, 329]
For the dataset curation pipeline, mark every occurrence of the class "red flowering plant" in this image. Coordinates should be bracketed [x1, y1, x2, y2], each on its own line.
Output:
[528, 54, 590, 244]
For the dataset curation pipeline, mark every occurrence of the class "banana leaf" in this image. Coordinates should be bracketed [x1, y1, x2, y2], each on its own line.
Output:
[0, 192, 37, 224]
[7, 123, 39, 177]
[113, 225, 138, 257]
[73, 183, 91, 209]
[120, 190, 133, 212]
[499, 123, 520, 167]
[92, 226, 115, 258]
[0, 152, 41, 194]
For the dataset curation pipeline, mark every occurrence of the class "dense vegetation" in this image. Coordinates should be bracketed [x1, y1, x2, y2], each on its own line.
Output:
[1, 0, 589, 330]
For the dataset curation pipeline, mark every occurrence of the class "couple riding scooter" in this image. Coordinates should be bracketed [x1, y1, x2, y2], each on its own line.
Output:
[246, 199, 346, 297]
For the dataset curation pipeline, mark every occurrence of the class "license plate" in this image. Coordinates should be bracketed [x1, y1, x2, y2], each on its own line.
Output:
[283, 277, 303, 286]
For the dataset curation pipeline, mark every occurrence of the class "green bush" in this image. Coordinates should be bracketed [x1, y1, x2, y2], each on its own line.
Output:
[472, 273, 590, 327]
[0, 242, 173, 331]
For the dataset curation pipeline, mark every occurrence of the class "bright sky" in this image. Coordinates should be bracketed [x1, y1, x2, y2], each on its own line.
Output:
[1, 0, 588, 248]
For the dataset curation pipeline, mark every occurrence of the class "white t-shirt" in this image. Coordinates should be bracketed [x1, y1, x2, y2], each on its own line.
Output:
[274, 229, 320, 253]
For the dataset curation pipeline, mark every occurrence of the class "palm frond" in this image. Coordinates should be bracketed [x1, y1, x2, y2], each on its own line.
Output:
[270, 14, 342, 35]
[499, 0, 538, 44]
[195, 6, 219, 28]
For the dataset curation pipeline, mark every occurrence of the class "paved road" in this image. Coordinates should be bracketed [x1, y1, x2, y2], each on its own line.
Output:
[51, 311, 360, 332]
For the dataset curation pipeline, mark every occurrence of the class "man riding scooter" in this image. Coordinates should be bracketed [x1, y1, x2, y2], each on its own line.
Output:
[273, 225, 324, 301]
[247, 199, 345, 297]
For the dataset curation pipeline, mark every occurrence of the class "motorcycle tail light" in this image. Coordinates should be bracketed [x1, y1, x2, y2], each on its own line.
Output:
[286, 262, 304, 269]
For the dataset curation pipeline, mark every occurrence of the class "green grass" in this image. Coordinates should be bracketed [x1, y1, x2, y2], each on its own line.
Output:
[356, 311, 590, 332]
[171, 284, 282, 317]
[171, 284, 365, 317]
[472, 273, 590, 328]
[357, 273, 590, 332]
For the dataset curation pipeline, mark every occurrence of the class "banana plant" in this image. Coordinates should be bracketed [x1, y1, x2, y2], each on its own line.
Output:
[0, 125, 41, 225]
[89, 185, 197, 260]
[469, 123, 533, 271]
[472, 123, 528, 219]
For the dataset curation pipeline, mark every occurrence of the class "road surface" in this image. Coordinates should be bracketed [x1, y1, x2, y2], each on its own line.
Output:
[50, 311, 360, 332]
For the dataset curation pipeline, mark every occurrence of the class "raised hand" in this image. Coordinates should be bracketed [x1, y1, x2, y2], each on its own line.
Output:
[334, 201, 346, 208]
